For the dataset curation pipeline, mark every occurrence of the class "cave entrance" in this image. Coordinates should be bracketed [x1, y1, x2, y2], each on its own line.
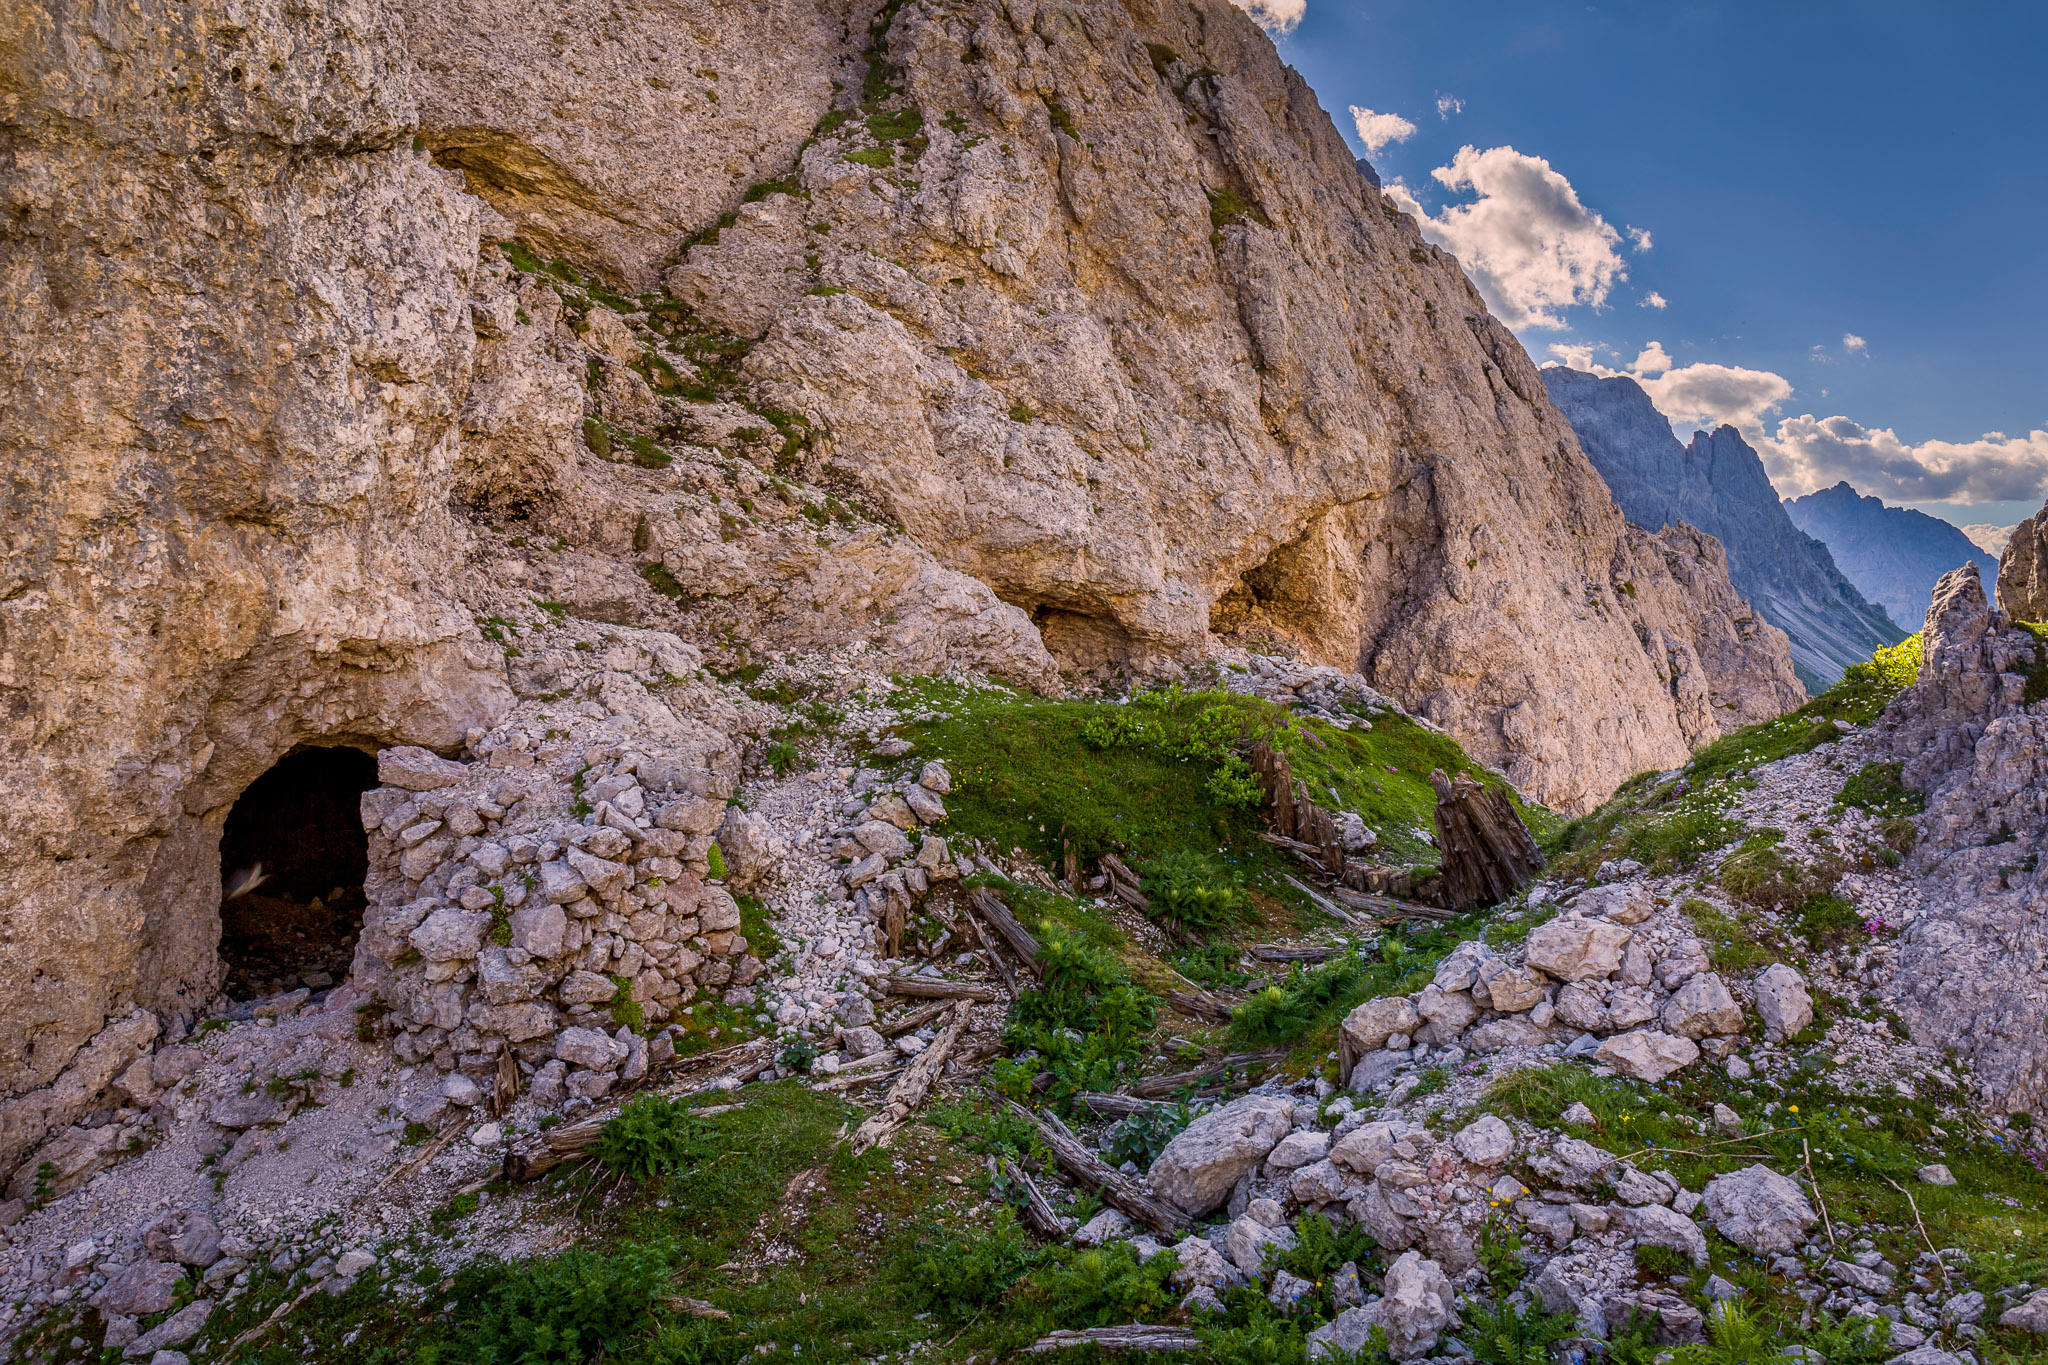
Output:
[218, 745, 379, 1000]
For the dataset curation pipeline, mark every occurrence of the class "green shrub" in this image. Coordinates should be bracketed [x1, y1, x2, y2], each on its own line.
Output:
[1105, 1104, 1193, 1168]
[706, 841, 727, 880]
[1835, 761, 1926, 818]
[892, 1208, 1035, 1320]
[1680, 897, 1770, 973]
[1014, 1242, 1179, 1329]
[1459, 1294, 1578, 1365]
[426, 1239, 676, 1364]
[1140, 850, 1250, 935]
[1273, 1211, 1380, 1285]
[591, 1094, 712, 1185]
[1793, 892, 1862, 948]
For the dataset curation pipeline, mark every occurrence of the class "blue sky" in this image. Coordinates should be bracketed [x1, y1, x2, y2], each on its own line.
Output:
[1254, 1, 2048, 528]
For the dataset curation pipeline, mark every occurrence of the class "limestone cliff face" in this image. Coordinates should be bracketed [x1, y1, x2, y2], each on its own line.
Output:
[409, 0, 1797, 809]
[1544, 369, 1900, 691]
[0, 0, 1798, 1138]
[0, 0, 513, 1135]
[1994, 498, 2048, 623]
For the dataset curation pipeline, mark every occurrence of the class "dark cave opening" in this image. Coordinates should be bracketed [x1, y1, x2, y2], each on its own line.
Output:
[218, 744, 378, 1001]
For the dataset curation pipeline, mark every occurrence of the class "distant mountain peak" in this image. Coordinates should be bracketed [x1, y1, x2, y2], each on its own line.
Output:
[1544, 368, 1903, 691]
[1783, 485, 1995, 632]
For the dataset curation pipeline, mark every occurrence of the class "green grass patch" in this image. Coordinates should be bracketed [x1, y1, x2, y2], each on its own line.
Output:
[1679, 897, 1771, 974]
[1835, 760, 1926, 819]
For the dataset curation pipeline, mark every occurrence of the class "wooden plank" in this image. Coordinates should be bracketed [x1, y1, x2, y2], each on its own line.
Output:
[1005, 1157, 1067, 1238]
[969, 886, 1043, 976]
[1249, 944, 1340, 963]
[958, 898, 1022, 994]
[881, 975, 999, 1001]
[1075, 1092, 1184, 1119]
[1279, 874, 1363, 926]
[1162, 990, 1233, 1023]
[1004, 1100, 1189, 1237]
[1127, 1050, 1287, 1100]
[1026, 1326, 1202, 1354]
[809, 1065, 905, 1094]
[878, 999, 954, 1037]
[848, 1000, 971, 1154]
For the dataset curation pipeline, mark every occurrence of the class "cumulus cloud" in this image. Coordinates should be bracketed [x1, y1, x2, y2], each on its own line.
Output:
[1964, 523, 2020, 557]
[1436, 93, 1464, 119]
[1758, 417, 2048, 503]
[1626, 226, 1652, 252]
[1541, 338, 1792, 432]
[1639, 291, 1668, 309]
[1843, 333, 1867, 354]
[1349, 106, 1417, 154]
[1641, 363, 1794, 433]
[1389, 146, 1627, 329]
[1228, 0, 1306, 33]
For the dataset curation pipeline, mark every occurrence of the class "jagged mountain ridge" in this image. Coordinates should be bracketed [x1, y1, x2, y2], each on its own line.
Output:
[1784, 482, 1996, 634]
[1543, 368, 1903, 692]
[0, 0, 1803, 1134]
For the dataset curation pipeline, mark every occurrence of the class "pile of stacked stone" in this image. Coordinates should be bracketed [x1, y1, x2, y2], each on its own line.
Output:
[823, 744, 963, 950]
[1336, 880, 1815, 1093]
[1074, 1082, 2001, 1356]
[352, 730, 766, 1096]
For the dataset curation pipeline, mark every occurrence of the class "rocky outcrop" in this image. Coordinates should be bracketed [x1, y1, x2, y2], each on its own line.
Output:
[0, 0, 515, 1153]
[1875, 564, 2048, 1117]
[1545, 370, 1902, 690]
[1994, 498, 2048, 623]
[1785, 482, 1995, 636]
[407, 0, 1797, 812]
[0, 0, 1801, 1157]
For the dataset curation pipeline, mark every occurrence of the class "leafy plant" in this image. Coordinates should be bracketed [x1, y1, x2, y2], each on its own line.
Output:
[1663, 1301, 1796, 1365]
[1273, 1211, 1380, 1285]
[779, 1037, 818, 1074]
[1013, 1242, 1179, 1328]
[424, 1239, 677, 1365]
[1140, 850, 1249, 935]
[1105, 1103, 1193, 1168]
[1835, 761, 1926, 819]
[1459, 1294, 1577, 1365]
[591, 1094, 713, 1185]
[891, 1208, 1035, 1321]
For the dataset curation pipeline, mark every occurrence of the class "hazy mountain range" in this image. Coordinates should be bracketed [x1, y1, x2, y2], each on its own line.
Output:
[1783, 485, 2000, 635]
[1544, 369, 1904, 692]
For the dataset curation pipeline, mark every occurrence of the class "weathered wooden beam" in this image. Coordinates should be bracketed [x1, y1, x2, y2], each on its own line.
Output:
[1025, 1326, 1202, 1353]
[1004, 1100, 1190, 1237]
[847, 1000, 971, 1154]
[1127, 1050, 1288, 1100]
[1162, 990, 1234, 1023]
[970, 886, 1043, 975]
[1074, 1092, 1184, 1119]
[881, 975, 999, 1001]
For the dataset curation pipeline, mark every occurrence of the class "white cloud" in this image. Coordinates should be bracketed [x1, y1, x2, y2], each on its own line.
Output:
[1964, 523, 2019, 557]
[1436, 93, 1464, 120]
[1641, 363, 1794, 433]
[1392, 145, 1627, 329]
[1843, 333, 1867, 354]
[1545, 335, 2048, 505]
[1626, 226, 1652, 252]
[1546, 342, 1601, 370]
[1638, 291, 1667, 309]
[1349, 106, 1417, 155]
[1758, 416, 2048, 503]
[1631, 341, 1673, 376]
[1541, 338, 1792, 432]
[1228, 0, 1306, 33]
